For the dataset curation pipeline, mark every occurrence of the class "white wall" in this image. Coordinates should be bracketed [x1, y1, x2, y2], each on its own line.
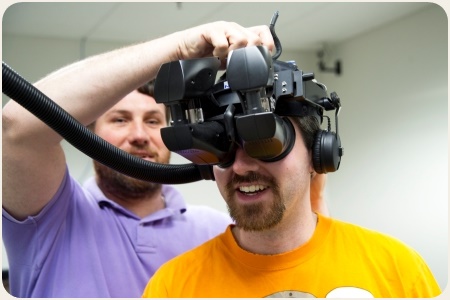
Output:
[330, 5, 448, 290]
[2, 3, 448, 291]
[292, 4, 448, 289]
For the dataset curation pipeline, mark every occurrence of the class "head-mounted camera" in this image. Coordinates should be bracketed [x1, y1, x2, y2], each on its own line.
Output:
[154, 13, 343, 174]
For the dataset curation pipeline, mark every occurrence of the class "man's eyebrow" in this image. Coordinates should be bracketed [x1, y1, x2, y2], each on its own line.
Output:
[106, 109, 161, 114]
[105, 109, 165, 117]
[143, 110, 165, 117]
[107, 109, 130, 114]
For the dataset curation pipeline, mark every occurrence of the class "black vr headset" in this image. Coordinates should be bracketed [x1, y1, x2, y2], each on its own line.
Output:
[153, 15, 343, 174]
[2, 12, 343, 185]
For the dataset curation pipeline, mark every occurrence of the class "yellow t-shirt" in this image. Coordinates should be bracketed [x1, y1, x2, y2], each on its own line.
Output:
[142, 214, 441, 298]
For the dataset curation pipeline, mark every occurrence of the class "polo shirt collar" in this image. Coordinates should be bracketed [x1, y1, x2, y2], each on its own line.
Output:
[83, 177, 187, 221]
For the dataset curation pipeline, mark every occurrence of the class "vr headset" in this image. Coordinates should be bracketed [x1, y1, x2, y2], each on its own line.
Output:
[153, 44, 343, 174]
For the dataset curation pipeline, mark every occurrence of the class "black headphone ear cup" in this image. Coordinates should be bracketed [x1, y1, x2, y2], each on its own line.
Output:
[313, 130, 342, 174]
[312, 130, 324, 173]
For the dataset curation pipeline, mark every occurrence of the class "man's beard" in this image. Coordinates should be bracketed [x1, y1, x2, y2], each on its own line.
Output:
[225, 171, 285, 231]
[94, 160, 162, 200]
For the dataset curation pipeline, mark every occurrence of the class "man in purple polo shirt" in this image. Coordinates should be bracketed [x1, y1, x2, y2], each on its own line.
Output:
[2, 83, 233, 297]
[3, 21, 327, 297]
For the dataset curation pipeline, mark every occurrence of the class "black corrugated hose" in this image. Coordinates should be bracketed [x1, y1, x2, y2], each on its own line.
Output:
[2, 61, 213, 184]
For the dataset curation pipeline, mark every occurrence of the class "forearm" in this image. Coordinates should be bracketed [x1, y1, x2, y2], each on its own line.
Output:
[33, 31, 185, 127]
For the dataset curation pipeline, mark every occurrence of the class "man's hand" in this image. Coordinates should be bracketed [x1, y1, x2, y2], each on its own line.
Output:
[176, 21, 275, 68]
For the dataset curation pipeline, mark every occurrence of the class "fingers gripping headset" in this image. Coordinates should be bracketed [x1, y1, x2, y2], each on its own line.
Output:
[2, 12, 343, 184]
[153, 12, 343, 175]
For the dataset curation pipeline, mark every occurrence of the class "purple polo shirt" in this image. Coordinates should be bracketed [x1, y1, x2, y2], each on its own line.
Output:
[2, 168, 232, 297]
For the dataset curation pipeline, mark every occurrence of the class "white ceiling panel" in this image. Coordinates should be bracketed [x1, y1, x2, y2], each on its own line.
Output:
[2, 2, 432, 51]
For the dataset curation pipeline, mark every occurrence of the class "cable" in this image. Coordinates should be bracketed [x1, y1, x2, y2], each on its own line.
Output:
[2, 61, 212, 184]
[270, 11, 282, 60]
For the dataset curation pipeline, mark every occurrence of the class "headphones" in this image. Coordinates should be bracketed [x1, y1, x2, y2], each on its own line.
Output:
[273, 90, 343, 174]
[312, 91, 343, 174]
[313, 129, 342, 174]
[274, 117, 342, 174]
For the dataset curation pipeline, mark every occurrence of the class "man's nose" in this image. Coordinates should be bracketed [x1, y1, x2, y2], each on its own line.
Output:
[231, 147, 260, 175]
[128, 122, 149, 145]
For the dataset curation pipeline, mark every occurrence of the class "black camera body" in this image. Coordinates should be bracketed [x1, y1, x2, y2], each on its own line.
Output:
[154, 45, 343, 173]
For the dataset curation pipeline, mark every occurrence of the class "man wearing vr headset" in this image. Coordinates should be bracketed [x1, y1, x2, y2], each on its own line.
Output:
[142, 33, 441, 300]
[2, 21, 329, 298]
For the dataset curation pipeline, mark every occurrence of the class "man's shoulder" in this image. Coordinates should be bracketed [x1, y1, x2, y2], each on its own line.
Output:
[160, 230, 223, 269]
[144, 232, 225, 297]
[329, 216, 422, 259]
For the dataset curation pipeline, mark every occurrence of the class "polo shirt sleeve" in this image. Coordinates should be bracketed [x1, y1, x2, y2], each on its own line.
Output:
[2, 167, 81, 278]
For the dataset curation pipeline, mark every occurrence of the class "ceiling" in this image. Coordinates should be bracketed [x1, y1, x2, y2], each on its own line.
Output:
[3, 2, 432, 52]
